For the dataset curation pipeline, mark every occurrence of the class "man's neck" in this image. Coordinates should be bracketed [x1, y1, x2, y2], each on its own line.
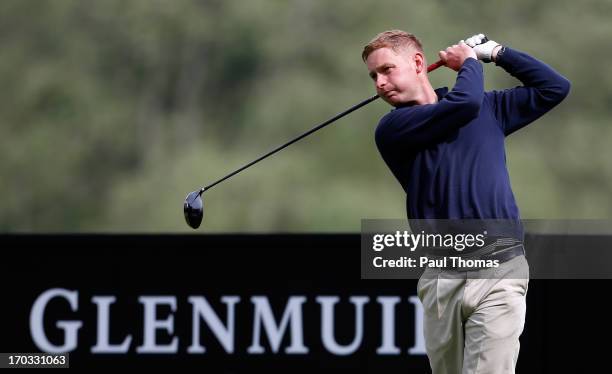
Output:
[395, 80, 439, 108]
[415, 81, 438, 105]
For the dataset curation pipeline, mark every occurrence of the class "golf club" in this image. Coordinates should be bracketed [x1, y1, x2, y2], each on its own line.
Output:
[184, 59, 445, 229]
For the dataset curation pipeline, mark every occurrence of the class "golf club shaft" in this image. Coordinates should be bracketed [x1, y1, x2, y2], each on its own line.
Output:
[427, 59, 444, 72]
[200, 94, 378, 193]
[200, 60, 444, 194]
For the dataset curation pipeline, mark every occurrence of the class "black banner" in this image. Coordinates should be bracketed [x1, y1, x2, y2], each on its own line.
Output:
[0, 235, 608, 372]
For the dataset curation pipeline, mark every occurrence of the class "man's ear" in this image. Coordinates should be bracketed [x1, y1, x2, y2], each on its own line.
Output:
[413, 52, 425, 74]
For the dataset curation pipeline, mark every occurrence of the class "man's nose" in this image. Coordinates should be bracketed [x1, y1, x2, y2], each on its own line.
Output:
[376, 76, 387, 90]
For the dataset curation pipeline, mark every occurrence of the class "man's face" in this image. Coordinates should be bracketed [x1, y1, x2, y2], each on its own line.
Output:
[366, 47, 420, 106]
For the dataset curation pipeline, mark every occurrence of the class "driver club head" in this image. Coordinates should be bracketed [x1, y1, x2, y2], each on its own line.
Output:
[184, 190, 204, 229]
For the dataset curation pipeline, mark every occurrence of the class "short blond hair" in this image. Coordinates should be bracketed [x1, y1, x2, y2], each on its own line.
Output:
[362, 30, 424, 62]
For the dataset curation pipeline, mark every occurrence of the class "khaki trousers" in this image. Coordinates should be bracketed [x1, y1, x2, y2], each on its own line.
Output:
[417, 255, 529, 374]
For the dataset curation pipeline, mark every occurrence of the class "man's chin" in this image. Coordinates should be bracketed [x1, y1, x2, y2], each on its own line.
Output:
[382, 94, 403, 107]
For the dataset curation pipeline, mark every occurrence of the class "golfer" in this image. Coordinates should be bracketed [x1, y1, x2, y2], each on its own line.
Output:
[363, 31, 570, 373]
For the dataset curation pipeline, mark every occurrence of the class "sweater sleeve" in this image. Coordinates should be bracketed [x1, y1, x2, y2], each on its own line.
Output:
[489, 47, 571, 136]
[375, 58, 484, 152]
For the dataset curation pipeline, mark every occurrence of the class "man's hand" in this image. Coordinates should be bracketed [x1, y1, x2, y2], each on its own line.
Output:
[461, 34, 502, 63]
[438, 42, 477, 72]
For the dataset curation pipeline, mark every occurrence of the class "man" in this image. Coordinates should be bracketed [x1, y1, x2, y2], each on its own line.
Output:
[363, 31, 570, 373]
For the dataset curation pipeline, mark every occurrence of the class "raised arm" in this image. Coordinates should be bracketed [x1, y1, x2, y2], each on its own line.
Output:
[489, 47, 571, 136]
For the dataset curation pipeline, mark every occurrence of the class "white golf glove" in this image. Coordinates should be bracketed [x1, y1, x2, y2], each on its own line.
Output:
[460, 33, 501, 63]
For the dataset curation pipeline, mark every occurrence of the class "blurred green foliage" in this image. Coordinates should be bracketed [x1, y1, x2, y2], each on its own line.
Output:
[1, 0, 610, 232]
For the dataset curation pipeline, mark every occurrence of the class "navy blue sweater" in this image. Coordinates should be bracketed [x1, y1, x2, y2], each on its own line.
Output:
[375, 48, 570, 223]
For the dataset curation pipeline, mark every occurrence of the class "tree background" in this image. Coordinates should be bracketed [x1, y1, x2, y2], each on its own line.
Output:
[1, 0, 610, 232]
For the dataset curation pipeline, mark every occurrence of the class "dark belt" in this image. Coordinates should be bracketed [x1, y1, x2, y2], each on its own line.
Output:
[481, 243, 525, 263]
